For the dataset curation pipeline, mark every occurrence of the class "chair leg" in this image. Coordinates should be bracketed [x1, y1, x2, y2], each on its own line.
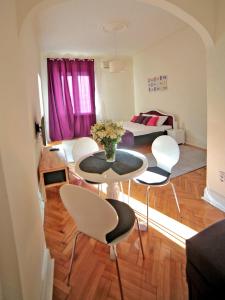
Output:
[67, 231, 81, 285]
[146, 186, 150, 230]
[119, 182, 124, 201]
[110, 244, 117, 260]
[136, 217, 145, 259]
[152, 190, 156, 208]
[128, 180, 131, 204]
[112, 245, 124, 300]
[98, 184, 101, 197]
[170, 182, 180, 213]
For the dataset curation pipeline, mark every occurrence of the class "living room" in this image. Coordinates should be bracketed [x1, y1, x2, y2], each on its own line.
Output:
[1, 1, 225, 300]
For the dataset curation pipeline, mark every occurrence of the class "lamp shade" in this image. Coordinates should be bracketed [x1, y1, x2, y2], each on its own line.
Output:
[109, 59, 126, 73]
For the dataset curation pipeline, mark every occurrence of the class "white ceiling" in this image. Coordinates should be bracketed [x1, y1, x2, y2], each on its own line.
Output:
[37, 0, 186, 57]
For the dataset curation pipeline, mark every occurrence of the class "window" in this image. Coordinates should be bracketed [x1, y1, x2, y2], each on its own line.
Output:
[78, 75, 91, 113]
[38, 74, 44, 117]
[67, 75, 92, 114]
[47, 58, 96, 140]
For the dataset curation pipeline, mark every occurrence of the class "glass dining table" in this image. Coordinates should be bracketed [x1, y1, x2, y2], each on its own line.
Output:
[75, 149, 148, 199]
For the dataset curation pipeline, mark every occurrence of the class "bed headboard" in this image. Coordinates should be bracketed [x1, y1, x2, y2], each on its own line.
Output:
[140, 109, 175, 128]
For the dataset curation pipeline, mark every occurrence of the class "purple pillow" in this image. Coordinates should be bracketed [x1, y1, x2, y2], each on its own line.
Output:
[135, 115, 145, 123]
[142, 116, 151, 125]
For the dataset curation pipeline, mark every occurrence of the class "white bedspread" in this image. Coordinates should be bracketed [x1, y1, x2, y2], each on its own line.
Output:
[123, 121, 172, 136]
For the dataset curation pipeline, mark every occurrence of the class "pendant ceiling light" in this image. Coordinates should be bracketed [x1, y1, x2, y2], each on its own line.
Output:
[102, 22, 128, 73]
[109, 59, 126, 73]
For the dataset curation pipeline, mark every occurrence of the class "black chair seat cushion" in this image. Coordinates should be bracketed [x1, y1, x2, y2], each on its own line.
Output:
[186, 219, 225, 295]
[85, 179, 101, 185]
[135, 166, 170, 185]
[105, 199, 135, 243]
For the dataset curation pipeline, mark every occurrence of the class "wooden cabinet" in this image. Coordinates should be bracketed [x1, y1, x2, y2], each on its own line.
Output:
[39, 146, 69, 200]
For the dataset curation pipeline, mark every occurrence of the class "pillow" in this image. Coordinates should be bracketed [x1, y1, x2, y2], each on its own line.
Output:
[142, 116, 151, 125]
[156, 115, 168, 126]
[130, 115, 138, 122]
[135, 115, 145, 123]
[146, 116, 159, 126]
[141, 113, 155, 117]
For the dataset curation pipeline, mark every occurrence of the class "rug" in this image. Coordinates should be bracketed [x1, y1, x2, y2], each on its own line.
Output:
[145, 145, 206, 178]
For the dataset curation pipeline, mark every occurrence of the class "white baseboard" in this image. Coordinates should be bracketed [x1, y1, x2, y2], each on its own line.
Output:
[41, 248, 54, 300]
[202, 187, 225, 212]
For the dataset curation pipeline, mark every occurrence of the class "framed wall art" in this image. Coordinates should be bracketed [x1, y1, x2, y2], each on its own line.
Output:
[148, 75, 168, 92]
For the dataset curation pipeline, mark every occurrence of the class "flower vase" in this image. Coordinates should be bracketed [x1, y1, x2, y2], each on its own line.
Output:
[104, 142, 117, 162]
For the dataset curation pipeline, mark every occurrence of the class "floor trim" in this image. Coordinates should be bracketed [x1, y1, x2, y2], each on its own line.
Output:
[203, 187, 225, 212]
[41, 248, 54, 300]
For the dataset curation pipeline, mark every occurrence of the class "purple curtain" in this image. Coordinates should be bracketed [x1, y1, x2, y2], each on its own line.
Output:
[47, 58, 96, 141]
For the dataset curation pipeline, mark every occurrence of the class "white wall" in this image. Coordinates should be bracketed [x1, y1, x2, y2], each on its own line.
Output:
[205, 0, 225, 206]
[20, 15, 43, 165]
[0, 0, 47, 299]
[0, 155, 22, 300]
[133, 27, 207, 148]
[95, 58, 134, 121]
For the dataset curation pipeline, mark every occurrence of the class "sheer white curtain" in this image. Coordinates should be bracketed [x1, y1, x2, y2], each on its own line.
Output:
[41, 58, 50, 142]
[94, 58, 106, 121]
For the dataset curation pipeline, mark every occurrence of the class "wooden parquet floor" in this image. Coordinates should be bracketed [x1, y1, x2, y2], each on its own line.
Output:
[44, 145, 225, 300]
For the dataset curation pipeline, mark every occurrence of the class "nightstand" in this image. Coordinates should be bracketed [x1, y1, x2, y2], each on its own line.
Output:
[167, 128, 185, 144]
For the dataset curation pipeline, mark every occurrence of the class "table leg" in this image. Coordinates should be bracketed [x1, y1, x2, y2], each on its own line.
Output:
[110, 245, 117, 260]
[107, 182, 120, 200]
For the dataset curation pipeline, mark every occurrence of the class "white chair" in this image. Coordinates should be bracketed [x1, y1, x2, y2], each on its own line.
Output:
[59, 184, 145, 300]
[72, 137, 99, 162]
[62, 137, 99, 166]
[71, 137, 124, 199]
[62, 138, 102, 194]
[70, 137, 104, 195]
[62, 139, 78, 164]
[133, 135, 181, 229]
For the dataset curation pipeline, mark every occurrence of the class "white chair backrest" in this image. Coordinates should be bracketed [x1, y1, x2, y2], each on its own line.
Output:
[152, 135, 180, 173]
[60, 184, 118, 243]
[62, 140, 77, 163]
[72, 137, 99, 163]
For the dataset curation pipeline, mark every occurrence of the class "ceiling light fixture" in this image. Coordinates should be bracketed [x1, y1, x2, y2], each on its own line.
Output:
[102, 21, 128, 73]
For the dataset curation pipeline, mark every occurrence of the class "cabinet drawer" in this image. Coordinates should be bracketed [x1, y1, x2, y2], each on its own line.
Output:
[44, 170, 66, 185]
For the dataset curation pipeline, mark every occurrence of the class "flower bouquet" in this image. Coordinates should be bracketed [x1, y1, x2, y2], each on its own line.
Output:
[91, 120, 125, 162]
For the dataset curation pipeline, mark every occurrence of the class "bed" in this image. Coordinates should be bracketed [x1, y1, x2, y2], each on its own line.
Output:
[120, 109, 175, 146]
